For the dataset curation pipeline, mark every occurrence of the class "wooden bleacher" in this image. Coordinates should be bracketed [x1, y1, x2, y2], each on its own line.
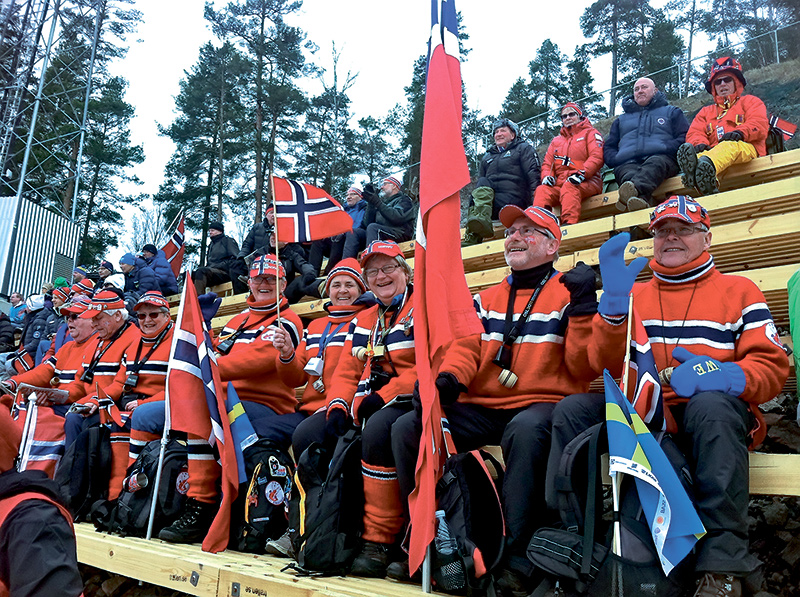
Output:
[78, 147, 800, 596]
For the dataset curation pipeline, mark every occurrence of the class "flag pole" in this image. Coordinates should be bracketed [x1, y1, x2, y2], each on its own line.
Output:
[269, 174, 281, 325]
[146, 276, 189, 540]
[612, 293, 635, 557]
[160, 209, 183, 249]
[15, 396, 36, 472]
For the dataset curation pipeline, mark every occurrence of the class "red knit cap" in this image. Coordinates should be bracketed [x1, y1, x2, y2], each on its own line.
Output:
[325, 258, 367, 296]
[561, 102, 584, 117]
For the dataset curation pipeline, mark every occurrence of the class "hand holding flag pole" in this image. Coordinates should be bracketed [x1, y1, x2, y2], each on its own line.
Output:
[269, 175, 281, 326]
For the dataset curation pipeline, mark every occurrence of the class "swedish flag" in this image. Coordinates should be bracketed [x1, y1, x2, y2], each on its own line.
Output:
[225, 382, 258, 484]
[604, 370, 706, 575]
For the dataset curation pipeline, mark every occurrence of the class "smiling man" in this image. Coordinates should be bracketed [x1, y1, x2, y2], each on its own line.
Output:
[392, 206, 603, 593]
[550, 195, 789, 597]
[677, 57, 769, 196]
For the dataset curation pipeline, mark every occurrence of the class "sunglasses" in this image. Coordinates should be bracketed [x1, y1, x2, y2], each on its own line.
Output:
[66, 313, 80, 321]
[136, 312, 166, 321]
[714, 76, 734, 86]
[561, 112, 579, 119]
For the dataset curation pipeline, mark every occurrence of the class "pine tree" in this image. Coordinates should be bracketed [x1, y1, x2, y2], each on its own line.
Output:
[566, 45, 607, 120]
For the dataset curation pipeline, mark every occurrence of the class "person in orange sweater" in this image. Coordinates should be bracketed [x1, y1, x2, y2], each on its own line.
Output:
[264, 258, 374, 557]
[391, 205, 602, 593]
[551, 196, 789, 597]
[533, 102, 604, 223]
[158, 254, 306, 544]
[321, 240, 416, 578]
[677, 57, 769, 196]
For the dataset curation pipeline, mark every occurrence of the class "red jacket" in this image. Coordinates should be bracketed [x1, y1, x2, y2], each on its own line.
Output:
[540, 118, 604, 185]
[441, 273, 599, 409]
[11, 335, 95, 389]
[216, 295, 303, 414]
[686, 88, 768, 156]
[104, 324, 174, 405]
[327, 290, 416, 424]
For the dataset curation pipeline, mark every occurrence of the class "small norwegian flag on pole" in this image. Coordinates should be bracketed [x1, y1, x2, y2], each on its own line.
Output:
[271, 176, 354, 244]
[160, 213, 185, 278]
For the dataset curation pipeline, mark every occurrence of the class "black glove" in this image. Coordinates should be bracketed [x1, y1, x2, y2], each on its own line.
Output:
[357, 392, 384, 423]
[560, 261, 598, 316]
[693, 143, 710, 153]
[362, 183, 380, 205]
[435, 372, 463, 406]
[567, 170, 586, 185]
[542, 175, 556, 186]
[412, 381, 422, 417]
[720, 130, 744, 142]
[325, 408, 350, 440]
[198, 292, 221, 326]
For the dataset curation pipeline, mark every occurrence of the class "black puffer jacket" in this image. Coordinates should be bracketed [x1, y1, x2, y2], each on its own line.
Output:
[205, 234, 240, 269]
[238, 221, 274, 258]
[372, 192, 416, 240]
[479, 136, 542, 218]
[123, 258, 160, 295]
[20, 307, 51, 354]
[0, 313, 14, 352]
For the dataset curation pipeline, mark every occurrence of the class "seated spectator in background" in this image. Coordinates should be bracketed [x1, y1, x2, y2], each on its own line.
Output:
[71, 278, 94, 298]
[4, 295, 51, 377]
[119, 253, 159, 297]
[36, 287, 69, 366]
[309, 185, 367, 277]
[97, 260, 115, 287]
[0, 312, 13, 353]
[464, 118, 541, 245]
[192, 221, 243, 296]
[0, 397, 83, 597]
[71, 266, 88, 284]
[604, 77, 689, 212]
[343, 176, 416, 259]
[140, 244, 179, 296]
[8, 292, 25, 328]
[678, 57, 769, 196]
[238, 206, 275, 264]
[534, 102, 604, 225]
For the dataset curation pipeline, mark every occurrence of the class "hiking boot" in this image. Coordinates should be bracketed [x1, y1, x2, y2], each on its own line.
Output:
[617, 181, 638, 212]
[677, 142, 698, 189]
[495, 567, 533, 597]
[158, 498, 216, 544]
[461, 230, 483, 247]
[386, 559, 422, 582]
[626, 196, 649, 212]
[695, 156, 719, 195]
[693, 572, 742, 597]
[350, 541, 391, 578]
[265, 530, 295, 559]
[466, 186, 495, 239]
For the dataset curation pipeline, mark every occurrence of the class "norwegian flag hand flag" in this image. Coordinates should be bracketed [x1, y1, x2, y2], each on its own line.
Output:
[271, 176, 354, 243]
[160, 214, 185, 278]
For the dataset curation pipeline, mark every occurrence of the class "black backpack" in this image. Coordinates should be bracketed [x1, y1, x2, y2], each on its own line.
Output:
[95, 438, 189, 537]
[54, 425, 112, 521]
[229, 438, 294, 553]
[292, 428, 363, 575]
[528, 423, 691, 596]
[429, 449, 505, 596]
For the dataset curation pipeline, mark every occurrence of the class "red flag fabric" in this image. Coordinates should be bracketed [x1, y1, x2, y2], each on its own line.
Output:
[165, 279, 239, 552]
[408, 0, 483, 575]
[13, 400, 66, 477]
[622, 308, 665, 432]
[271, 176, 354, 244]
[160, 215, 185, 278]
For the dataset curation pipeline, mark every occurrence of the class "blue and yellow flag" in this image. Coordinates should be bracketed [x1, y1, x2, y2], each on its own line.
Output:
[604, 370, 705, 575]
[225, 382, 258, 484]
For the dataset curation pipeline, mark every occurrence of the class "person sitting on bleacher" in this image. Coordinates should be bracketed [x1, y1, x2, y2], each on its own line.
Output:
[97, 260, 114, 289]
[549, 195, 789, 597]
[392, 206, 602, 594]
[8, 292, 26, 328]
[604, 77, 689, 212]
[534, 102, 604, 225]
[464, 118, 541, 246]
[158, 254, 305, 544]
[140, 244, 179, 297]
[119, 252, 160, 297]
[319, 240, 416, 578]
[238, 205, 275, 263]
[308, 186, 367, 277]
[265, 258, 375, 557]
[678, 57, 769, 196]
[192, 221, 244, 296]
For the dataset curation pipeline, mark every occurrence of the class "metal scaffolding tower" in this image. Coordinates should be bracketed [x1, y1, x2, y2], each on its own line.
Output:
[0, 0, 101, 220]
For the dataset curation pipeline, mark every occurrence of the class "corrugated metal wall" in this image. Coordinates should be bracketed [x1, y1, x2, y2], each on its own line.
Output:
[0, 196, 80, 298]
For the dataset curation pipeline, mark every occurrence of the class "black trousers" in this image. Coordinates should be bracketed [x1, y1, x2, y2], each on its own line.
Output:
[192, 267, 231, 295]
[614, 154, 679, 203]
[547, 391, 758, 575]
[392, 401, 557, 575]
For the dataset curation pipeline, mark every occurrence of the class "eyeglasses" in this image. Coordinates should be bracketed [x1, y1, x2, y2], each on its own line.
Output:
[714, 76, 734, 86]
[561, 112, 579, 120]
[66, 313, 80, 321]
[504, 226, 551, 239]
[653, 226, 707, 238]
[250, 275, 278, 286]
[136, 312, 166, 321]
[364, 263, 401, 279]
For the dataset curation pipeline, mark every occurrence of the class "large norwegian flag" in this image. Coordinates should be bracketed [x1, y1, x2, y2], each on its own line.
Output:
[622, 308, 665, 432]
[408, 0, 483, 575]
[160, 214, 186, 278]
[165, 279, 240, 552]
[271, 176, 354, 243]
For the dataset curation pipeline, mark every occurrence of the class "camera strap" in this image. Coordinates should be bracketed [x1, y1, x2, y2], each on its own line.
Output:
[85, 321, 131, 378]
[217, 312, 273, 347]
[500, 268, 552, 354]
[127, 322, 173, 374]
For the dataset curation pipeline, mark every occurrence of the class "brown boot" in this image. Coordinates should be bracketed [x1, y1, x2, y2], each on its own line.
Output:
[694, 572, 742, 597]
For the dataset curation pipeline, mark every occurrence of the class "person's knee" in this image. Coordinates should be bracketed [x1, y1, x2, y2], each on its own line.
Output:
[391, 411, 421, 458]
[683, 392, 749, 434]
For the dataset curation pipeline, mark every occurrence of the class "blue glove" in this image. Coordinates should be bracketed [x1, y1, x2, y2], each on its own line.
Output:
[198, 292, 222, 326]
[669, 347, 746, 398]
[597, 233, 648, 316]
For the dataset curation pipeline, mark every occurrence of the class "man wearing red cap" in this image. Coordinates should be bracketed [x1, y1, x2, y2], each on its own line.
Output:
[158, 254, 306, 544]
[0, 397, 83, 597]
[678, 57, 769, 196]
[343, 176, 416, 260]
[392, 205, 602, 592]
[308, 186, 368, 277]
[534, 102, 604, 225]
[550, 196, 789, 596]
